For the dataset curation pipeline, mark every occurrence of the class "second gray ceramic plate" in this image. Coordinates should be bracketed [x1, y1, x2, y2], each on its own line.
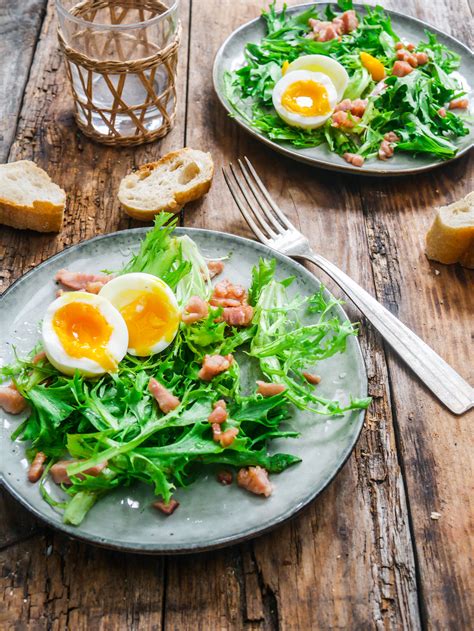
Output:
[0, 228, 367, 553]
[213, 2, 473, 176]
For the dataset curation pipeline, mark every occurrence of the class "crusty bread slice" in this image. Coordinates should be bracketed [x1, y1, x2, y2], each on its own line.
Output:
[425, 192, 474, 268]
[0, 160, 66, 233]
[118, 148, 214, 220]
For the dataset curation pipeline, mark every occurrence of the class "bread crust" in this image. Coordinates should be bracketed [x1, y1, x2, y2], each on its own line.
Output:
[118, 148, 214, 220]
[0, 198, 64, 232]
[425, 193, 474, 268]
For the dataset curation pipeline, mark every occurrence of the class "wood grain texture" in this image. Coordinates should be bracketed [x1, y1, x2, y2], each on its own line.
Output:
[360, 2, 474, 628]
[0, 0, 47, 162]
[1, 0, 473, 629]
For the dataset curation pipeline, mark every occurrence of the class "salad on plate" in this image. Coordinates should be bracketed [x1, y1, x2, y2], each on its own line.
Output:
[0, 216, 370, 526]
[224, 0, 472, 167]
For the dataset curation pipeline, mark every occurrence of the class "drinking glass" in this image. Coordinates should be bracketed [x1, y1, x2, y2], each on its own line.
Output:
[56, 0, 180, 145]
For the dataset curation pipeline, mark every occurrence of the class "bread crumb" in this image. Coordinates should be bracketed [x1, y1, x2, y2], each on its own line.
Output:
[430, 511, 441, 520]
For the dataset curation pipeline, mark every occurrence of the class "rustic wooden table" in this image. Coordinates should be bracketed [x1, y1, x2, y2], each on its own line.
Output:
[1, 1, 472, 629]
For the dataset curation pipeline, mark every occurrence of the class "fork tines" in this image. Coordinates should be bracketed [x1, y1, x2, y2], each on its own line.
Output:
[222, 157, 292, 244]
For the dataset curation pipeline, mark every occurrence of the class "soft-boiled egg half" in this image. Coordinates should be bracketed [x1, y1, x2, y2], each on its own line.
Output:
[272, 69, 338, 129]
[99, 273, 180, 356]
[284, 54, 349, 101]
[42, 292, 129, 377]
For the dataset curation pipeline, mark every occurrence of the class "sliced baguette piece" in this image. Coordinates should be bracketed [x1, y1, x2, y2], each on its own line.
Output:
[118, 148, 214, 221]
[0, 160, 66, 233]
[425, 192, 474, 269]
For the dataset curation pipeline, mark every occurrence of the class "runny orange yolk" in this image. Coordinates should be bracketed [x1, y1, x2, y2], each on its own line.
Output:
[52, 302, 116, 372]
[281, 80, 330, 116]
[118, 289, 179, 356]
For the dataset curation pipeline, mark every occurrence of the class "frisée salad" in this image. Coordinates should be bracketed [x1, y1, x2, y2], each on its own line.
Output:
[0, 215, 370, 526]
[224, 1, 472, 167]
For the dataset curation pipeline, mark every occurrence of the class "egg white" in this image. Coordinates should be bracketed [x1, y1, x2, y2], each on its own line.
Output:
[272, 69, 338, 130]
[99, 272, 180, 356]
[42, 291, 129, 377]
[285, 54, 349, 101]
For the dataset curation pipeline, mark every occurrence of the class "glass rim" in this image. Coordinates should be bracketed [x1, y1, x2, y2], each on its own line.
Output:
[55, 0, 179, 31]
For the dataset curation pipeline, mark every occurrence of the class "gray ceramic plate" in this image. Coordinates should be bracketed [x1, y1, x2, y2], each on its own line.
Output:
[0, 228, 367, 554]
[213, 2, 473, 176]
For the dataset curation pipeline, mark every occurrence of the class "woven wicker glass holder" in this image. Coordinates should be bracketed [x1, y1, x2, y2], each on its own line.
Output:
[58, 3, 180, 147]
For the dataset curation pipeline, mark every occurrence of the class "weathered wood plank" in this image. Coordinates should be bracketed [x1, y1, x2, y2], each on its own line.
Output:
[172, 0, 421, 628]
[0, 0, 47, 162]
[360, 1, 474, 627]
[1, 533, 166, 630]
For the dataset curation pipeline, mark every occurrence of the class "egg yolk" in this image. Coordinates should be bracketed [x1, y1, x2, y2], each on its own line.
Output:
[281, 80, 330, 116]
[118, 289, 179, 356]
[52, 302, 116, 372]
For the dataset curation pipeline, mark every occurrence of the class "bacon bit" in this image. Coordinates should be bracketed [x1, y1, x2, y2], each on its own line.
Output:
[256, 381, 286, 397]
[148, 377, 180, 413]
[340, 10, 358, 34]
[331, 110, 361, 128]
[32, 351, 47, 364]
[217, 427, 239, 448]
[210, 280, 247, 308]
[350, 98, 368, 117]
[415, 52, 429, 65]
[28, 451, 47, 483]
[392, 60, 413, 77]
[378, 139, 395, 160]
[384, 132, 400, 143]
[438, 107, 447, 118]
[334, 98, 352, 112]
[50, 460, 107, 485]
[207, 260, 225, 279]
[378, 131, 399, 161]
[213, 399, 227, 410]
[198, 354, 234, 381]
[55, 269, 113, 293]
[237, 466, 272, 497]
[182, 295, 209, 324]
[211, 423, 222, 440]
[449, 98, 469, 110]
[208, 402, 228, 424]
[153, 498, 179, 515]
[308, 19, 339, 42]
[309, 9, 357, 40]
[302, 371, 321, 385]
[395, 41, 405, 50]
[334, 98, 367, 118]
[222, 304, 254, 327]
[0, 385, 27, 414]
[317, 23, 340, 41]
[217, 470, 233, 485]
[397, 49, 419, 67]
[343, 153, 365, 168]
[406, 42, 415, 52]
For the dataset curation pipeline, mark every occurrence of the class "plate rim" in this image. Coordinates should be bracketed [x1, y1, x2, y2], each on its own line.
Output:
[0, 226, 368, 554]
[212, 1, 474, 177]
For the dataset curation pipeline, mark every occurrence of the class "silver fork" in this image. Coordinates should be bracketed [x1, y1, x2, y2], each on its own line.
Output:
[223, 157, 474, 415]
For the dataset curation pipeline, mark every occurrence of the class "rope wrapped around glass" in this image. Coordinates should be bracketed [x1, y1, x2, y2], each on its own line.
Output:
[56, 0, 180, 146]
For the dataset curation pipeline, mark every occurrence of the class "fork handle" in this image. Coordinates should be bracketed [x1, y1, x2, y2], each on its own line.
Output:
[301, 252, 474, 415]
